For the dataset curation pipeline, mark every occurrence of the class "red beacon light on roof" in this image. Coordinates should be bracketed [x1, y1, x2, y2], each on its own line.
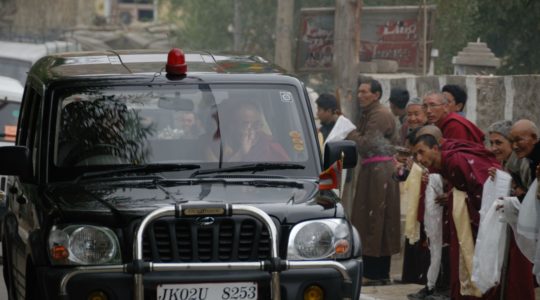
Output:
[166, 48, 187, 76]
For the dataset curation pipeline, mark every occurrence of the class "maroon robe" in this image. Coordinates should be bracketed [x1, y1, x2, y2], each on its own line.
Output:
[233, 133, 289, 162]
[436, 113, 485, 145]
[247, 134, 289, 161]
[436, 139, 488, 255]
[439, 144, 501, 299]
[504, 231, 536, 300]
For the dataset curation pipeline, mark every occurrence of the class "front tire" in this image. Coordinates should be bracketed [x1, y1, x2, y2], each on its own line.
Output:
[3, 236, 17, 300]
[24, 261, 39, 300]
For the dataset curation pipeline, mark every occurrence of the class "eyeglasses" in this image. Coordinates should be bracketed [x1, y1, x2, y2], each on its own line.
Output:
[422, 103, 444, 110]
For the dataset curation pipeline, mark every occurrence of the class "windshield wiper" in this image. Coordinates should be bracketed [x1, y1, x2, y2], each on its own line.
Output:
[190, 163, 305, 177]
[75, 163, 201, 183]
[244, 180, 304, 189]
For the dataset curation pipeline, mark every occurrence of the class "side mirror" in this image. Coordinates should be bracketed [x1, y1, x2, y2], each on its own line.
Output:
[323, 141, 357, 170]
[0, 146, 32, 180]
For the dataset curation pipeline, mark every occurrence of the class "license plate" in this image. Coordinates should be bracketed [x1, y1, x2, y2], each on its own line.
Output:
[157, 282, 257, 300]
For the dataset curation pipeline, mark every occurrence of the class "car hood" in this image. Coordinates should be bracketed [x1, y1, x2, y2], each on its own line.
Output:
[47, 179, 340, 223]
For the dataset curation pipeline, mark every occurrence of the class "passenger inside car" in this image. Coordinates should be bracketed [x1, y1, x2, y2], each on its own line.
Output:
[219, 101, 289, 162]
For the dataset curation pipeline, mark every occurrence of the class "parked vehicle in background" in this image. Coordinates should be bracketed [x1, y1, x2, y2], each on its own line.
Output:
[0, 41, 78, 84]
[0, 76, 23, 216]
[0, 76, 23, 146]
[0, 48, 361, 300]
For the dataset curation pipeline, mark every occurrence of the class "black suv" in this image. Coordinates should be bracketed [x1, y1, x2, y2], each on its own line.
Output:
[0, 49, 361, 300]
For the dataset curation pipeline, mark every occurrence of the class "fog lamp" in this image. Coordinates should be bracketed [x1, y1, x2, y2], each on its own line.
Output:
[334, 239, 350, 255]
[88, 290, 108, 300]
[304, 285, 324, 300]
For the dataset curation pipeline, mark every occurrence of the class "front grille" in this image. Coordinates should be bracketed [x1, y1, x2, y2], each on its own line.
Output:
[142, 216, 271, 262]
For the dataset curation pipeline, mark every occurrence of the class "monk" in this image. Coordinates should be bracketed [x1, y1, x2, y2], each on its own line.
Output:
[422, 91, 485, 298]
[412, 133, 501, 300]
[422, 92, 484, 145]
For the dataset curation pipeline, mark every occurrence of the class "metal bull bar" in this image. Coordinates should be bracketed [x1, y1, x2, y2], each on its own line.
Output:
[59, 204, 352, 300]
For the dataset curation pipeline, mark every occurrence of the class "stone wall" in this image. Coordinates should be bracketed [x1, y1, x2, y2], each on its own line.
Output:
[363, 74, 540, 132]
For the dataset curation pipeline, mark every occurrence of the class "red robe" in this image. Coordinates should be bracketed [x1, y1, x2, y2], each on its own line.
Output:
[505, 231, 536, 300]
[238, 133, 289, 162]
[434, 139, 486, 244]
[439, 144, 501, 299]
[437, 113, 485, 145]
[437, 139, 535, 299]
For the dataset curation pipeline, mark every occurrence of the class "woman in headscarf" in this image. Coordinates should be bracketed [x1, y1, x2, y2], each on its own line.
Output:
[487, 120, 530, 193]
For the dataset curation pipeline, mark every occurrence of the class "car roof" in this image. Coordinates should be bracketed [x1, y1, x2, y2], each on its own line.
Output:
[0, 76, 24, 102]
[29, 49, 288, 85]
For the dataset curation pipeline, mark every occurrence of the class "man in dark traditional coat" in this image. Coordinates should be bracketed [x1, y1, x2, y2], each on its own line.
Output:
[346, 79, 400, 285]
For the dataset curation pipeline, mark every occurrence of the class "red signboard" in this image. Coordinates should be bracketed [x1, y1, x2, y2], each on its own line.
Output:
[299, 13, 334, 69]
[296, 6, 435, 73]
[361, 41, 418, 67]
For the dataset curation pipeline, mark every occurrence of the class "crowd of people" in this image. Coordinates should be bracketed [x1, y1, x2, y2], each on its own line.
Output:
[314, 79, 540, 300]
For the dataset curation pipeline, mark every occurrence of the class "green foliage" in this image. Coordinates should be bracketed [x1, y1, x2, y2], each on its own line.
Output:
[165, 0, 539, 75]
[430, 0, 477, 74]
[364, 0, 418, 5]
[168, 0, 235, 51]
[473, 0, 540, 74]
[166, 0, 343, 60]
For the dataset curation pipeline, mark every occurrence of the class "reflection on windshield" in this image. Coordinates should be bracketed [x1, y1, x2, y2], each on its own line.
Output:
[54, 84, 310, 168]
[57, 96, 154, 166]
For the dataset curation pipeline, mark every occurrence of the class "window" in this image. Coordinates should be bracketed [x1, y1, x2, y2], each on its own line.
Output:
[51, 84, 315, 177]
[0, 101, 21, 143]
[138, 9, 154, 22]
[17, 87, 41, 176]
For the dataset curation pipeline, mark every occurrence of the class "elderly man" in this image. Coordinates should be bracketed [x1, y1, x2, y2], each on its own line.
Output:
[347, 79, 400, 286]
[418, 91, 485, 298]
[412, 134, 501, 300]
[509, 119, 540, 182]
[423, 92, 484, 144]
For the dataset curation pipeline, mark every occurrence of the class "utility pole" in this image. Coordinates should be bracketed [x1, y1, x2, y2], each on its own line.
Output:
[422, 0, 427, 75]
[153, 0, 159, 23]
[274, 0, 294, 72]
[233, 0, 243, 52]
[333, 0, 362, 122]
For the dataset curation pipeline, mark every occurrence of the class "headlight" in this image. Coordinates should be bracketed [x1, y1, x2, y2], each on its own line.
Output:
[287, 219, 352, 260]
[48, 225, 121, 265]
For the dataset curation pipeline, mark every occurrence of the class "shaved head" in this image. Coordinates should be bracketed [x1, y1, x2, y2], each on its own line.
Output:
[510, 119, 539, 158]
[416, 125, 444, 143]
[512, 119, 539, 137]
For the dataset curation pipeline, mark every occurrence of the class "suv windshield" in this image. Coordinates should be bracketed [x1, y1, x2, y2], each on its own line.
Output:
[52, 83, 315, 177]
